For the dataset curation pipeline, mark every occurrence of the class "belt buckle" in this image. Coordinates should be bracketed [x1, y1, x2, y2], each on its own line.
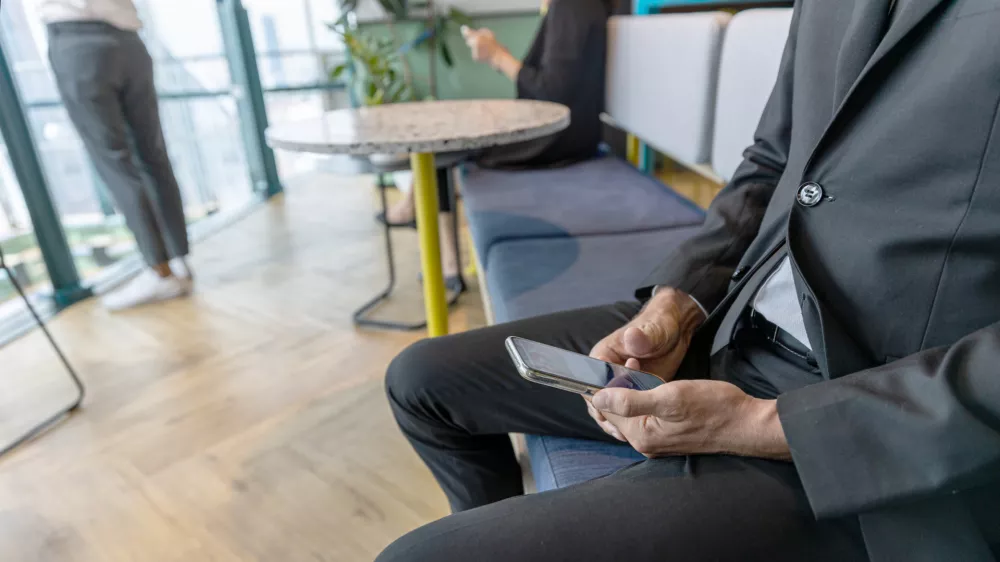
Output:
[749, 309, 780, 344]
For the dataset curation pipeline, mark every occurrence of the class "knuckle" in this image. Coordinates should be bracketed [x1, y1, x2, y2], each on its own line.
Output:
[614, 394, 634, 415]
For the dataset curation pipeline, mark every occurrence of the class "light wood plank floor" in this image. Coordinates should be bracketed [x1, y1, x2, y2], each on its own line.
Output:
[0, 174, 487, 561]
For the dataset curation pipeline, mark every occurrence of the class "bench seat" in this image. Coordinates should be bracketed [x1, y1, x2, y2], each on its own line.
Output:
[485, 226, 702, 323]
[463, 155, 704, 266]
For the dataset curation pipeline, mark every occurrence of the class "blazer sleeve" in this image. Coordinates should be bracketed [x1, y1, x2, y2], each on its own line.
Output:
[634, 6, 801, 309]
[778, 322, 1000, 518]
[515, 0, 601, 104]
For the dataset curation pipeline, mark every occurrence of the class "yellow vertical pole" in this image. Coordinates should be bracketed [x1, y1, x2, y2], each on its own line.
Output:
[626, 134, 640, 167]
[411, 152, 449, 337]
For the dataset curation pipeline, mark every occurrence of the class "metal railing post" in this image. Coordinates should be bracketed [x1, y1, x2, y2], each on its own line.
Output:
[0, 42, 90, 308]
[217, 0, 283, 198]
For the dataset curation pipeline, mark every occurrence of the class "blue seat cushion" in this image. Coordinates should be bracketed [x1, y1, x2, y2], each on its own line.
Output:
[486, 226, 702, 323]
[525, 434, 646, 492]
[463, 155, 704, 264]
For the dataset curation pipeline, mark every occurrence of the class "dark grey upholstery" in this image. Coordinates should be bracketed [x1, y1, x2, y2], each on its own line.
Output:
[486, 226, 703, 323]
[463, 156, 704, 264]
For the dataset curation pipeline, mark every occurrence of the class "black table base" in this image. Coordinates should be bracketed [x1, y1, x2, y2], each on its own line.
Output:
[353, 170, 465, 332]
[0, 246, 85, 459]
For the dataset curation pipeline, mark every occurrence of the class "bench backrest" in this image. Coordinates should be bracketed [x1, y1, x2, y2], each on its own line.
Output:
[606, 12, 731, 166]
[710, 8, 794, 181]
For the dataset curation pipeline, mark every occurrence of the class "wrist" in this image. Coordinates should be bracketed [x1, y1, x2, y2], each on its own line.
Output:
[488, 48, 509, 69]
[742, 399, 792, 460]
[490, 49, 519, 76]
[650, 288, 705, 334]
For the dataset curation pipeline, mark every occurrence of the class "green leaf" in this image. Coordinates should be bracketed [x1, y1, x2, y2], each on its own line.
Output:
[447, 8, 474, 28]
[331, 64, 348, 79]
[439, 40, 454, 68]
[376, 0, 407, 18]
[366, 81, 378, 99]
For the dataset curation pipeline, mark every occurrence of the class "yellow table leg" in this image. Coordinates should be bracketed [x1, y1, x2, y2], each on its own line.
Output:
[411, 152, 449, 337]
[626, 134, 640, 167]
[464, 230, 478, 278]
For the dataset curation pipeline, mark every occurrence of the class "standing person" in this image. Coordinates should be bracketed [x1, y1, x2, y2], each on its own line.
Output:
[38, 0, 194, 311]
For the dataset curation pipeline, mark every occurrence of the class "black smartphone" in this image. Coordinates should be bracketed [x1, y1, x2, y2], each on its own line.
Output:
[505, 336, 665, 396]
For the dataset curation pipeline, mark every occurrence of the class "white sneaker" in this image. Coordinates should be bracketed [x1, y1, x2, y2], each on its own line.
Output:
[169, 257, 194, 294]
[102, 269, 189, 311]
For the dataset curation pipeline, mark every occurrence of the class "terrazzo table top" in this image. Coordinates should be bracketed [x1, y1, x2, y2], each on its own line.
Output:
[265, 99, 571, 156]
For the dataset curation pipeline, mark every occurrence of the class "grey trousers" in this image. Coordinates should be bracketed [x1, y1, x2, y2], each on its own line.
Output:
[48, 21, 189, 267]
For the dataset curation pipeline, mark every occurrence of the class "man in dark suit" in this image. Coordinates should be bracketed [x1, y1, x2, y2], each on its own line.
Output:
[378, 0, 1000, 560]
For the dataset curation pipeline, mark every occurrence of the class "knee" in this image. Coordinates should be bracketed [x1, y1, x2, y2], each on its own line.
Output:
[384, 338, 453, 413]
[375, 519, 462, 562]
[375, 534, 430, 562]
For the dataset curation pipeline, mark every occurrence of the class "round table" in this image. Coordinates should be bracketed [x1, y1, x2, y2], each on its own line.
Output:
[266, 99, 570, 337]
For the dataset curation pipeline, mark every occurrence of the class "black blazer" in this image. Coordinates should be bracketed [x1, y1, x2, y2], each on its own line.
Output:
[639, 0, 1000, 560]
[478, 0, 609, 169]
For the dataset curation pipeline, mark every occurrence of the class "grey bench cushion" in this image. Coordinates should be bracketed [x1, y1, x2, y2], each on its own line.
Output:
[464, 156, 704, 265]
[486, 226, 703, 323]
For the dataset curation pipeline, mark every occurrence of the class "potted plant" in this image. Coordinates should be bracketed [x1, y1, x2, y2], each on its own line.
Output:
[331, 0, 472, 102]
[330, 1, 471, 165]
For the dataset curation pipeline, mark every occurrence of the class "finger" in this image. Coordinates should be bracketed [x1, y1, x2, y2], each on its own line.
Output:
[625, 357, 641, 370]
[586, 400, 607, 422]
[622, 321, 677, 359]
[603, 422, 626, 441]
[592, 388, 659, 418]
[460, 25, 473, 37]
[586, 401, 622, 440]
[591, 341, 625, 366]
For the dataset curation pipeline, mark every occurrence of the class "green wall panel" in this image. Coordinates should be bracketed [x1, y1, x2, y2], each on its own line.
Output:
[359, 13, 542, 101]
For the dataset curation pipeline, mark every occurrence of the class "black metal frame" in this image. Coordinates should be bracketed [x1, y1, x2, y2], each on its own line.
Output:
[353, 169, 465, 331]
[0, 245, 85, 458]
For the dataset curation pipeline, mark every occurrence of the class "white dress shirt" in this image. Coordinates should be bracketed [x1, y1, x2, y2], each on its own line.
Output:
[36, 0, 142, 31]
[751, 256, 812, 349]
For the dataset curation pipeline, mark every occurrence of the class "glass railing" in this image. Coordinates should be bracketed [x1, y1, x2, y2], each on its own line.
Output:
[0, 0, 350, 331]
[0, 129, 51, 324]
[1, 0, 259, 286]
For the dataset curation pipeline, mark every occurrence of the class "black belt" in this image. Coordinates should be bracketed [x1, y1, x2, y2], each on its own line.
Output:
[744, 308, 816, 364]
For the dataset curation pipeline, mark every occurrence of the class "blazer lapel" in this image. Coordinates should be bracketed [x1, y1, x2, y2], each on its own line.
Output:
[833, 0, 892, 105]
[847, 0, 953, 102]
[804, 0, 953, 171]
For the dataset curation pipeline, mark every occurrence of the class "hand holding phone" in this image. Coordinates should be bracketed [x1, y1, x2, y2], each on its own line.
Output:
[505, 337, 664, 395]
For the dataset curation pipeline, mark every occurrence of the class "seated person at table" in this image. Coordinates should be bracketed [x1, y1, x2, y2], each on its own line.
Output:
[381, 0, 613, 285]
[377, 0, 1000, 560]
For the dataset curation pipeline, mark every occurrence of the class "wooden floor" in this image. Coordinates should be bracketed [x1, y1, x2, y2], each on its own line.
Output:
[0, 174, 487, 562]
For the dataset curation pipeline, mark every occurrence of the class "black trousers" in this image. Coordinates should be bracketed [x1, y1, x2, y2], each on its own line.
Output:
[381, 302, 870, 562]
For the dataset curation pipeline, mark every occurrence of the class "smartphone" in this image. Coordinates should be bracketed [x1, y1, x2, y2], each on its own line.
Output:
[505, 336, 665, 396]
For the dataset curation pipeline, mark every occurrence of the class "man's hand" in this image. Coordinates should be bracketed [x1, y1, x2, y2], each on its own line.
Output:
[586, 288, 705, 439]
[590, 288, 705, 381]
[592, 379, 792, 460]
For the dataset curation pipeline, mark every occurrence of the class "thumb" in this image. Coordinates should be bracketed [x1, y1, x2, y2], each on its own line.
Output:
[460, 25, 474, 38]
[622, 322, 677, 359]
[592, 388, 658, 418]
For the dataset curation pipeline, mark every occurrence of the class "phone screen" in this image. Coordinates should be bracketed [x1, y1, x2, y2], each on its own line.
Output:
[511, 338, 664, 391]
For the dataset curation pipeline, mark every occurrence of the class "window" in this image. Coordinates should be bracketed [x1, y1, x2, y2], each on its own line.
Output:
[1, 0, 255, 281]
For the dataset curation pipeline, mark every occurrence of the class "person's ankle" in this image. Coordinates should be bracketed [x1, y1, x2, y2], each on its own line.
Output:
[151, 263, 173, 278]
